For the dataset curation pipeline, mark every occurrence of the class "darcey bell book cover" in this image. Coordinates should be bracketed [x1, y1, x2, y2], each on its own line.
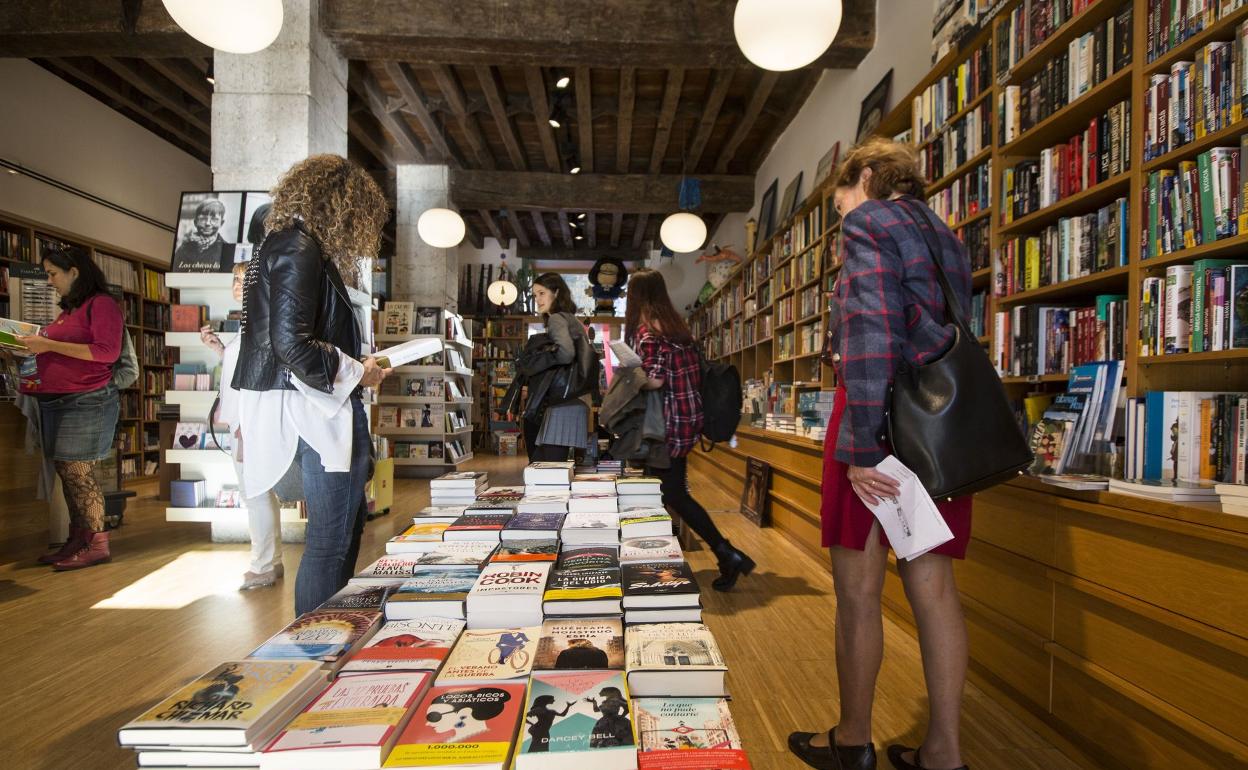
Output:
[517, 671, 636, 761]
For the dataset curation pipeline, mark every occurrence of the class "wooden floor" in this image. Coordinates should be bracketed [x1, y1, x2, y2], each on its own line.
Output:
[0, 454, 1084, 770]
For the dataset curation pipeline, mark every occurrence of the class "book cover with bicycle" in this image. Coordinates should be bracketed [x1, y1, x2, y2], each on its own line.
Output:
[436, 627, 541, 684]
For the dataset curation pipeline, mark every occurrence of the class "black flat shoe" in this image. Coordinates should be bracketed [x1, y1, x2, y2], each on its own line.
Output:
[711, 540, 756, 591]
[886, 745, 968, 770]
[788, 727, 877, 770]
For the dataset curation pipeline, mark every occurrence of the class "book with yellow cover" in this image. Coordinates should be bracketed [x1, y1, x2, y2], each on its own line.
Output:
[383, 682, 527, 768]
[117, 660, 325, 749]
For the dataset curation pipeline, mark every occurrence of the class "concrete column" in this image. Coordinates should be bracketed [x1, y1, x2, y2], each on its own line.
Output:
[210, 0, 347, 191]
[392, 164, 459, 310]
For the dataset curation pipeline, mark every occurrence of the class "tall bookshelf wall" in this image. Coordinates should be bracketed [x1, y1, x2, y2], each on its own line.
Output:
[691, 0, 1248, 443]
[0, 211, 177, 484]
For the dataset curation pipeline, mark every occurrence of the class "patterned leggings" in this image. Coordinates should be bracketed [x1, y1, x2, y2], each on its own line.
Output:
[55, 460, 104, 533]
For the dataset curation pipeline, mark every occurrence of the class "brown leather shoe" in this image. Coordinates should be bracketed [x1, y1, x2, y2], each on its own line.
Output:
[53, 530, 111, 571]
[39, 525, 86, 565]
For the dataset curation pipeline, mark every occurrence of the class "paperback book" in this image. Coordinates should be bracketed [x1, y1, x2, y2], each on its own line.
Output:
[467, 562, 553, 629]
[533, 617, 625, 671]
[248, 610, 381, 668]
[634, 698, 749, 770]
[620, 536, 682, 564]
[621, 562, 701, 609]
[625, 623, 728, 697]
[436, 627, 542, 683]
[382, 682, 527, 769]
[318, 583, 394, 612]
[385, 567, 479, 621]
[492, 539, 560, 563]
[542, 568, 623, 616]
[340, 617, 466, 673]
[515, 670, 637, 770]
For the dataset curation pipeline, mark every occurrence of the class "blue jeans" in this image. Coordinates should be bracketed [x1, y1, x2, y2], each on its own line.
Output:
[293, 397, 371, 615]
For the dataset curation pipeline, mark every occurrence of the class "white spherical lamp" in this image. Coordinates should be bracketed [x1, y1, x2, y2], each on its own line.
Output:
[162, 0, 284, 54]
[487, 280, 519, 306]
[733, 0, 842, 71]
[416, 208, 466, 248]
[660, 212, 708, 253]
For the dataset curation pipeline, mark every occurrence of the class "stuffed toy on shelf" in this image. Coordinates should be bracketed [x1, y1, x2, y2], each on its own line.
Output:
[586, 256, 628, 315]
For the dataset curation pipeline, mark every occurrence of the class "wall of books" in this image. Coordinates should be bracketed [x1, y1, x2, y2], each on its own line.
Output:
[1, 211, 177, 483]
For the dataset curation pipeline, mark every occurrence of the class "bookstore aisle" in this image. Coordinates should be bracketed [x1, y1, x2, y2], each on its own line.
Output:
[0, 456, 1079, 770]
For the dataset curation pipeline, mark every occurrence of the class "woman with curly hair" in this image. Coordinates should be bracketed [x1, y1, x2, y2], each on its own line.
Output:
[231, 154, 392, 614]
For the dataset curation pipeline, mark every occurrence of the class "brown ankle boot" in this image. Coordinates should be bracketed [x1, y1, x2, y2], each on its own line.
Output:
[39, 526, 86, 565]
[53, 530, 111, 571]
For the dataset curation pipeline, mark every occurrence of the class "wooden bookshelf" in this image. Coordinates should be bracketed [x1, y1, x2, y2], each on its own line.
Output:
[0, 209, 177, 485]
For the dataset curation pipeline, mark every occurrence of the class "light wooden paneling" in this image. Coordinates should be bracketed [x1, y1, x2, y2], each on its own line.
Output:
[955, 539, 1053, 639]
[972, 486, 1059, 564]
[0, 403, 47, 545]
[963, 596, 1052, 713]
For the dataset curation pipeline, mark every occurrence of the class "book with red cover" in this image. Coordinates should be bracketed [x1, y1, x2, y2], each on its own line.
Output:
[171, 304, 207, 332]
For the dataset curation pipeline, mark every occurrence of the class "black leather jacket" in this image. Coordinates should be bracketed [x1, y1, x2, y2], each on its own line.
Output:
[232, 222, 360, 394]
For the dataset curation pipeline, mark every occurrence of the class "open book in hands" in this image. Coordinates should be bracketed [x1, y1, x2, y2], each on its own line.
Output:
[0, 318, 40, 352]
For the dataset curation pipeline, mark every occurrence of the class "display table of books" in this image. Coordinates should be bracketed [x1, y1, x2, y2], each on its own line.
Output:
[117, 461, 750, 770]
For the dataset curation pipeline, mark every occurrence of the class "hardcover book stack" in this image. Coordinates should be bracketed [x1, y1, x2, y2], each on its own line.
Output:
[117, 459, 749, 769]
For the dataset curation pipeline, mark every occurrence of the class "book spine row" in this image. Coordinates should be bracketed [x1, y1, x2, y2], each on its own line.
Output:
[1146, 0, 1247, 64]
[997, 197, 1129, 295]
[999, 5, 1133, 144]
[971, 289, 991, 337]
[996, 0, 1098, 75]
[1139, 262, 1248, 355]
[927, 160, 993, 225]
[993, 295, 1127, 376]
[1145, 26, 1248, 162]
[1129, 390, 1248, 483]
[0, 228, 33, 262]
[912, 42, 993, 144]
[957, 217, 993, 272]
[918, 101, 993, 183]
[1144, 140, 1246, 257]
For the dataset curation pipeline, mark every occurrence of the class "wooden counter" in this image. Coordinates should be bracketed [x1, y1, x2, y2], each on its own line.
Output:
[690, 431, 1248, 770]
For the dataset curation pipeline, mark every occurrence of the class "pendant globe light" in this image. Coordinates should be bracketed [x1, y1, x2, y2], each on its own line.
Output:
[417, 208, 466, 248]
[733, 0, 842, 71]
[659, 212, 708, 253]
[162, 0, 284, 54]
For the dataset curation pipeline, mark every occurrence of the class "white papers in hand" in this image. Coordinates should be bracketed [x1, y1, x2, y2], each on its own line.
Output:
[373, 337, 444, 368]
[854, 455, 954, 561]
[609, 340, 643, 368]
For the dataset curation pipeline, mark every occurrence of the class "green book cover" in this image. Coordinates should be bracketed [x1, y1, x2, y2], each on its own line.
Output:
[1191, 259, 1239, 353]
[1095, 295, 1127, 322]
[1198, 152, 1216, 245]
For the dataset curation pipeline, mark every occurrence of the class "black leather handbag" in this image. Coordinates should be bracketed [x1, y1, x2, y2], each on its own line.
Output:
[887, 201, 1032, 500]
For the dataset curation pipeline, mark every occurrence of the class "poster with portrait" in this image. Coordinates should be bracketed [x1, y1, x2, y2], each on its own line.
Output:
[740, 458, 771, 527]
[171, 191, 270, 272]
[856, 69, 893, 144]
[815, 141, 841, 185]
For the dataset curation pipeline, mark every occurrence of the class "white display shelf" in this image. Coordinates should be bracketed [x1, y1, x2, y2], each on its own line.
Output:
[165, 390, 218, 406]
[447, 397, 474, 405]
[166, 448, 233, 463]
[167, 507, 303, 524]
[166, 331, 237, 348]
[393, 453, 473, 466]
[445, 367, 473, 377]
[167, 273, 234, 290]
[446, 427, 473, 436]
[377, 427, 443, 436]
[377, 396, 445, 404]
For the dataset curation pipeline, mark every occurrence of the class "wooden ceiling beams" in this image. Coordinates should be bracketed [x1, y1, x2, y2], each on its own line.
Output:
[449, 170, 753, 215]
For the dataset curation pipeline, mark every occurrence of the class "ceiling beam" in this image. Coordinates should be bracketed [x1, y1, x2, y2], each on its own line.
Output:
[715, 70, 780, 174]
[478, 209, 505, 245]
[45, 57, 208, 156]
[557, 211, 574, 248]
[530, 211, 552, 247]
[609, 213, 624, 248]
[430, 64, 495, 168]
[587, 212, 598, 248]
[504, 209, 531, 248]
[524, 67, 563, 172]
[97, 56, 208, 133]
[464, 220, 485, 250]
[145, 58, 211, 108]
[0, 2, 208, 57]
[518, 246, 647, 262]
[648, 68, 685, 174]
[320, 0, 875, 69]
[383, 61, 463, 166]
[574, 66, 594, 173]
[615, 67, 635, 174]
[632, 213, 651, 250]
[450, 170, 754, 214]
[348, 111, 394, 168]
[352, 65, 427, 163]
[687, 69, 733, 173]
[474, 66, 528, 172]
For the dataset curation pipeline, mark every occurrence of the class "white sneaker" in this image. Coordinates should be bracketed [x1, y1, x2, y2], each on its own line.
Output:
[240, 570, 278, 590]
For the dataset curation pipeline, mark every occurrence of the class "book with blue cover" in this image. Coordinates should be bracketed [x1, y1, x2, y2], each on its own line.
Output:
[516, 670, 636, 770]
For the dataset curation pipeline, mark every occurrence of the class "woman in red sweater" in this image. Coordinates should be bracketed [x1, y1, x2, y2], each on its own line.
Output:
[17, 245, 123, 570]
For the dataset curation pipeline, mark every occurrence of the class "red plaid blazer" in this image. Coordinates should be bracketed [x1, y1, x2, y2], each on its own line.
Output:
[636, 326, 703, 457]
[828, 196, 972, 467]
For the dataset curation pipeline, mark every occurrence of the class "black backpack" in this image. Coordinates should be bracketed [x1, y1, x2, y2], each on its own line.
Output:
[697, 348, 741, 450]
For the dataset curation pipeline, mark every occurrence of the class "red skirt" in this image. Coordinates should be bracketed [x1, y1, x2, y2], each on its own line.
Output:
[820, 387, 973, 559]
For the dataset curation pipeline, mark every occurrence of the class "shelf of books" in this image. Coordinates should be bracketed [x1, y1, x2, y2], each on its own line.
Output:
[114, 462, 750, 770]
[375, 304, 475, 472]
[0, 211, 179, 484]
[470, 316, 526, 456]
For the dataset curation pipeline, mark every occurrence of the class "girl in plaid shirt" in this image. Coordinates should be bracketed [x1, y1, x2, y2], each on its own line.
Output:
[789, 139, 972, 770]
[625, 269, 755, 592]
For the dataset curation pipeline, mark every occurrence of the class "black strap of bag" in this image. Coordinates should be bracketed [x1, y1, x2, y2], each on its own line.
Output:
[887, 199, 1032, 499]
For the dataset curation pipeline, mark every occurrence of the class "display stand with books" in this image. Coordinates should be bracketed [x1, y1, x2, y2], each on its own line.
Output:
[375, 305, 476, 476]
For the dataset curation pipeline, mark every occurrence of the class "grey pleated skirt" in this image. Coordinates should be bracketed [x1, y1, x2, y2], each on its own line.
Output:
[536, 400, 590, 449]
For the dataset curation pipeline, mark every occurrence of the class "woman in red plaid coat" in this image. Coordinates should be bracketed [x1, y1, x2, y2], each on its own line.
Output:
[789, 139, 973, 770]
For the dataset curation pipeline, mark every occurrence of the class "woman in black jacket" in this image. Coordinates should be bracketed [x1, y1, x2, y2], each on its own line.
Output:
[232, 154, 391, 614]
[517, 273, 592, 462]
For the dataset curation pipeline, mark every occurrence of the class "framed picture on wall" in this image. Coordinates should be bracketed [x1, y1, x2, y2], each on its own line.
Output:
[856, 69, 893, 143]
[740, 457, 771, 527]
[756, 179, 779, 247]
[815, 142, 841, 185]
[780, 172, 804, 221]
